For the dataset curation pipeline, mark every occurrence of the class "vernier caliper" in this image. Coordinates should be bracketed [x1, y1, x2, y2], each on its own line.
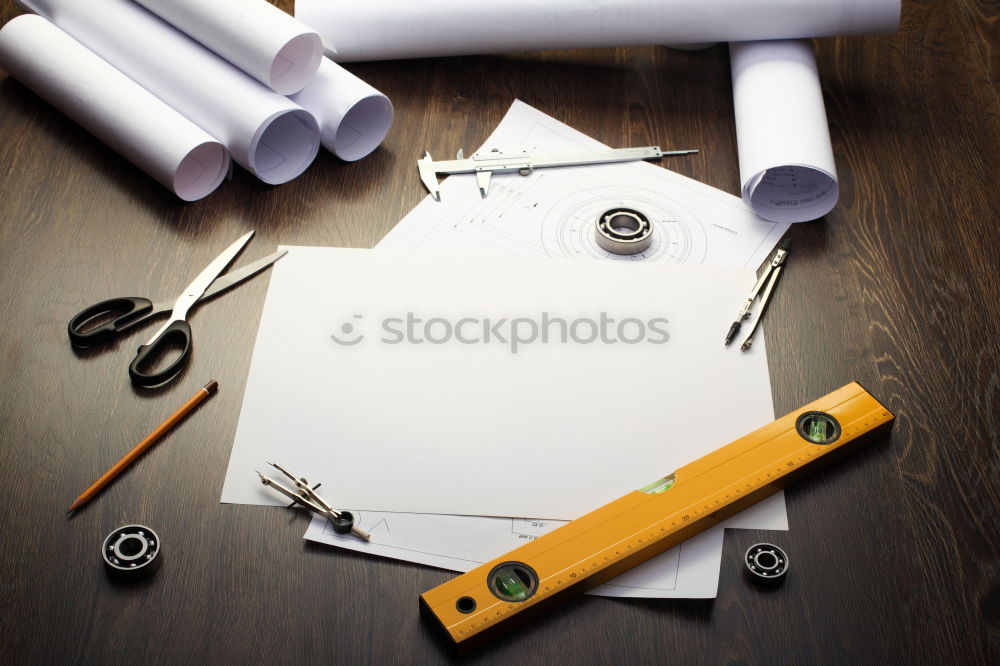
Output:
[418, 146, 698, 200]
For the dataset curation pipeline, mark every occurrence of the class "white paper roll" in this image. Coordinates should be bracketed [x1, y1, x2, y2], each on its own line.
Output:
[290, 58, 393, 161]
[731, 40, 838, 222]
[295, 0, 901, 62]
[134, 0, 322, 95]
[0, 15, 229, 201]
[21, 0, 321, 185]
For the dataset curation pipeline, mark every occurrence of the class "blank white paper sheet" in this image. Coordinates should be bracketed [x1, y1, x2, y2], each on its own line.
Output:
[223, 247, 776, 520]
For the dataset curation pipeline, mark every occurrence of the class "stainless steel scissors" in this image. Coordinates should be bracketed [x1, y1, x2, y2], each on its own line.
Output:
[68, 231, 284, 387]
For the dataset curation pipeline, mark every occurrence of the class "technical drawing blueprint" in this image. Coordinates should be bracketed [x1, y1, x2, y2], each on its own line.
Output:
[380, 99, 788, 270]
[305, 496, 787, 598]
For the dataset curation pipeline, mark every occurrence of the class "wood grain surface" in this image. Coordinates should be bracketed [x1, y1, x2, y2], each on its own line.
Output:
[1, 0, 997, 663]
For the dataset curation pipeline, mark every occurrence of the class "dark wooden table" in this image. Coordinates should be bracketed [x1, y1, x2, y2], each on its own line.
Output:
[1, 1, 996, 663]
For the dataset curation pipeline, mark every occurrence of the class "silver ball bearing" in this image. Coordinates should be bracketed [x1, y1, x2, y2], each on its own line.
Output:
[102, 525, 162, 580]
[594, 207, 653, 255]
[744, 543, 788, 582]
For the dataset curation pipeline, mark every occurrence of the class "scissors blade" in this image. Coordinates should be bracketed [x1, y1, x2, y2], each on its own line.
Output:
[147, 250, 288, 314]
[199, 249, 286, 301]
[144, 231, 254, 345]
[173, 231, 255, 319]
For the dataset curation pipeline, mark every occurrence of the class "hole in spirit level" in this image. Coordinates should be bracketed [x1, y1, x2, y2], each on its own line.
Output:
[487, 562, 539, 602]
[795, 411, 841, 444]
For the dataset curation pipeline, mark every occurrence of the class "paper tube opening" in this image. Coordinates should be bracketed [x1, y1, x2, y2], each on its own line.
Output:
[173, 141, 230, 201]
[250, 108, 320, 184]
[746, 165, 839, 223]
[271, 32, 323, 95]
[332, 94, 393, 161]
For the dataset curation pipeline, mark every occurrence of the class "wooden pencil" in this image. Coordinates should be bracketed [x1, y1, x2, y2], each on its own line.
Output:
[67, 380, 219, 513]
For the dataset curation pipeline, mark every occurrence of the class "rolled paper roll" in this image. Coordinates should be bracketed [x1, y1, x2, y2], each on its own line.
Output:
[21, 0, 320, 185]
[730, 40, 839, 222]
[134, 0, 323, 95]
[290, 58, 393, 161]
[0, 15, 229, 201]
[295, 0, 901, 62]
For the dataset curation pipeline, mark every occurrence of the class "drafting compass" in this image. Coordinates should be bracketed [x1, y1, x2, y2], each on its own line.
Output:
[418, 145, 698, 200]
[257, 462, 370, 541]
[724, 237, 791, 351]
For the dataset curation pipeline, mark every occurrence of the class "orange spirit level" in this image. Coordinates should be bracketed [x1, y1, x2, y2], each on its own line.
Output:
[420, 382, 894, 649]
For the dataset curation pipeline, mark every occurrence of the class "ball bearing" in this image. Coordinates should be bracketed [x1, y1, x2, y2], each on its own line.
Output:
[594, 207, 654, 255]
[744, 543, 788, 582]
[102, 525, 162, 580]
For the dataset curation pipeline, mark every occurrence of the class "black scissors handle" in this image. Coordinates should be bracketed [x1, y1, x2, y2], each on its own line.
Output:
[68, 297, 155, 348]
[128, 320, 193, 388]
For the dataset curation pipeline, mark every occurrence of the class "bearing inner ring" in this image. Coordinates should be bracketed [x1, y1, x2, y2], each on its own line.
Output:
[112, 534, 149, 562]
[595, 207, 653, 255]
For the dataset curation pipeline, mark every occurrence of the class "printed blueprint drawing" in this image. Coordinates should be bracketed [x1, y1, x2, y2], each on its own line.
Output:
[304, 493, 787, 599]
[305, 510, 724, 598]
[380, 99, 788, 270]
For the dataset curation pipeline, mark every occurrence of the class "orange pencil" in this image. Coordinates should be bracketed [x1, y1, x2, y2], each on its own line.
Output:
[67, 380, 219, 513]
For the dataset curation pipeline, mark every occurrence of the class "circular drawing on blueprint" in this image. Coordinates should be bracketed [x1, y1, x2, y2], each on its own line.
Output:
[539, 186, 708, 263]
